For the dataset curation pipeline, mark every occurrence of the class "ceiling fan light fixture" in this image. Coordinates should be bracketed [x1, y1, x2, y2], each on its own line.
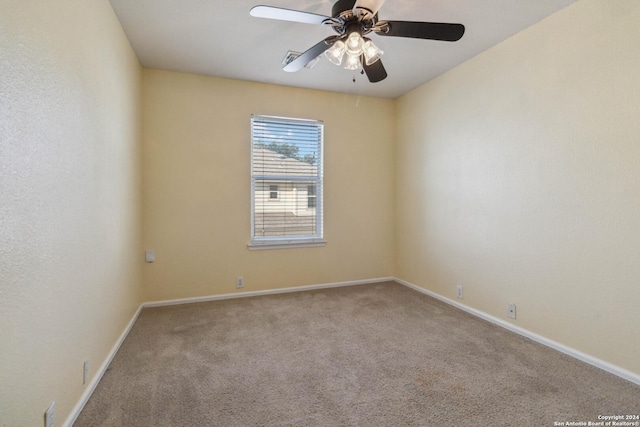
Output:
[345, 31, 365, 56]
[343, 52, 360, 70]
[324, 40, 346, 65]
[250, 1, 465, 83]
[363, 39, 383, 65]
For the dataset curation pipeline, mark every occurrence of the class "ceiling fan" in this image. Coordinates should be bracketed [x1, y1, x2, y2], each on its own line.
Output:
[250, 0, 465, 83]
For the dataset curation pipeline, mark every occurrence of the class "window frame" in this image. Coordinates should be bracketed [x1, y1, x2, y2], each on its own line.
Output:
[307, 184, 316, 208]
[269, 184, 279, 200]
[249, 115, 326, 250]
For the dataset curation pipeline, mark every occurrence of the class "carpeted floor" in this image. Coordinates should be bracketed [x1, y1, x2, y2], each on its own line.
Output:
[74, 281, 640, 426]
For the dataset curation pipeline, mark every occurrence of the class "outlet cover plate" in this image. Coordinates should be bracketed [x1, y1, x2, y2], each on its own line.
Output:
[83, 360, 89, 384]
[145, 250, 156, 263]
[508, 303, 517, 319]
[45, 402, 55, 427]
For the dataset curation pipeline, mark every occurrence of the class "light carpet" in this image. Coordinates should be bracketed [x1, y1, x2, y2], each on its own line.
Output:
[74, 281, 640, 426]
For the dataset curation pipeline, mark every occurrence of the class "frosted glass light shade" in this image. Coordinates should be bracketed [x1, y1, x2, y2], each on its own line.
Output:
[324, 40, 346, 66]
[343, 53, 360, 70]
[345, 32, 364, 56]
[363, 40, 383, 65]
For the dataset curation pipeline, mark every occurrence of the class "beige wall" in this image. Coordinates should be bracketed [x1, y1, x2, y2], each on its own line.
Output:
[396, 0, 640, 375]
[142, 70, 395, 301]
[3, 1, 639, 424]
[0, 1, 142, 425]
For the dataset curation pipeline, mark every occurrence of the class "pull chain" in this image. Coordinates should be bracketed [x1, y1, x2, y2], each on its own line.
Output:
[353, 68, 365, 83]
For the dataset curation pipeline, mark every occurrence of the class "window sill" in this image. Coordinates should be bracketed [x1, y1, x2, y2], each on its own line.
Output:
[247, 240, 327, 251]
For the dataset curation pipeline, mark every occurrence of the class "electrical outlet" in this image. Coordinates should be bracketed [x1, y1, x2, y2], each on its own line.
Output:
[44, 402, 55, 427]
[456, 285, 463, 299]
[236, 276, 244, 289]
[508, 303, 517, 319]
[83, 360, 89, 384]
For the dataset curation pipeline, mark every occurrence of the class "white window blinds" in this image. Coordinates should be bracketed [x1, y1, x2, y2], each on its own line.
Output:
[250, 115, 324, 247]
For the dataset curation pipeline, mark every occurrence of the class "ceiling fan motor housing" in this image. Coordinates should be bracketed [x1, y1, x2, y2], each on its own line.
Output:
[331, 0, 378, 37]
[332, 0, 357, 18]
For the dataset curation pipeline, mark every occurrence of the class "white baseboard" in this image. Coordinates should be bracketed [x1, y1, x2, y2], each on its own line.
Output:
[394, 277, 640, 387]
[63, 304, 143, 427]
[64, 277, 393, 425]
[64, 275, 638, 426]
[143, 277, 395, 308]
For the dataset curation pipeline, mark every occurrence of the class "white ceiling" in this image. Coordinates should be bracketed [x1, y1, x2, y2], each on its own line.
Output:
[108, 0, 576, 99]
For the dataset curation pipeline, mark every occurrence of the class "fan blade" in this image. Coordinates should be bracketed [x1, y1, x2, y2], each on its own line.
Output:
[283, 36, 340, 72]
[362, 58, 387, 83]
[250, 5, 332, 25]
[376, 21, 465, 42]
[353, 0, 386, 19]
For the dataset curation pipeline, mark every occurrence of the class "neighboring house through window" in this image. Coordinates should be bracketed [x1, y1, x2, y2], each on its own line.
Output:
[250, 115, 325, 249]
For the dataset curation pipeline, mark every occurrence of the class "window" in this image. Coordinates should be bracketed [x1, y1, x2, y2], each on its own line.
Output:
[307, 184, 316, 208]
[250, 115, 324, 249]
[269, 185, 279, 200]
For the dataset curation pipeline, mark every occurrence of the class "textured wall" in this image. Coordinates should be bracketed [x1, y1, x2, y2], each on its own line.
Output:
[0, 1, 142, 425]
[142, 70, 395, 301]
[396, 0, 640, 374]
